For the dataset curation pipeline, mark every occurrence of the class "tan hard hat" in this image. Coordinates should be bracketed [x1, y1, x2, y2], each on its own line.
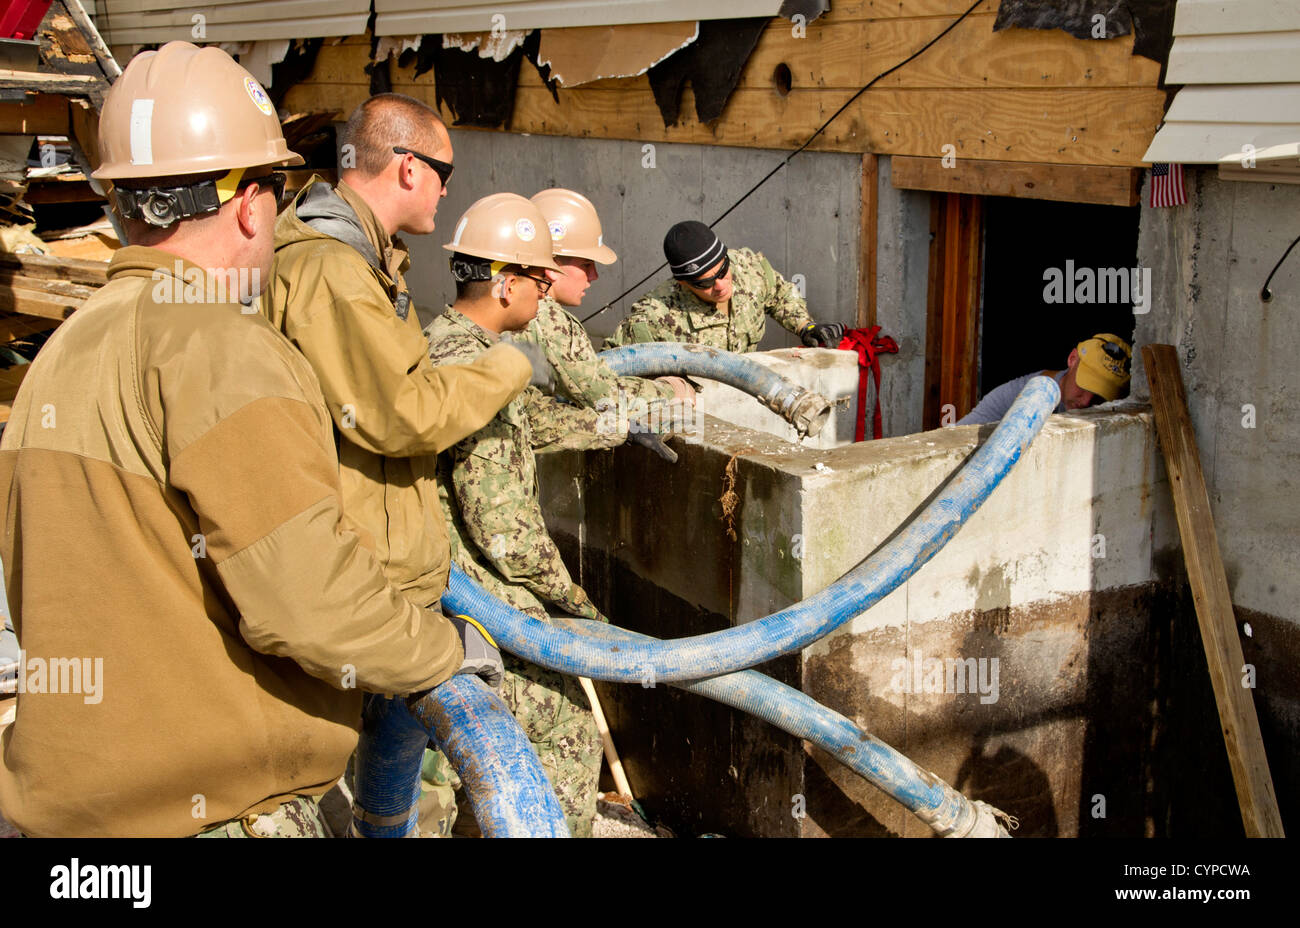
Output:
[1075, 333, 1132, 402]
[93, 41, 303, 181]
[530, 188, 617, 265]
[442, 193, 561, 271]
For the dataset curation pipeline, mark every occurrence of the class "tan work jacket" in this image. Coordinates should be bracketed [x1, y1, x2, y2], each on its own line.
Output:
[262, 178, 530, 607]
[0, 247, 462, 837]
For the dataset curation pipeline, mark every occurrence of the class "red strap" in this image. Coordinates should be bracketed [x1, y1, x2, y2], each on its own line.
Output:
[835, 326, 899, 441]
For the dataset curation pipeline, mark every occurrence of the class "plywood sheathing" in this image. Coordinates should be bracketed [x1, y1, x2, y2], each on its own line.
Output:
[284, 1, 1166, 167]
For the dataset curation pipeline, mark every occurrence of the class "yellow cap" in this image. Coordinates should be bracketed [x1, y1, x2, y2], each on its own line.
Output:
[1075, 333, 1132, 401]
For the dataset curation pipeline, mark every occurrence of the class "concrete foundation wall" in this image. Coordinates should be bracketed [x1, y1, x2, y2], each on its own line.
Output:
[1134, 169, 1300, 626]
[1133, 169, 1300, 823]
[405, 137, 933, 439]
[538, 400, 1271, 835]
[406, 131, 863, 347]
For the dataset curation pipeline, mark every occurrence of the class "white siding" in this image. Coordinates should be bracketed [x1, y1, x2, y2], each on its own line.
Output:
[1143, 0, 1300, 169]
[93, 0, 370, 45]
[373, 1, 782, 36]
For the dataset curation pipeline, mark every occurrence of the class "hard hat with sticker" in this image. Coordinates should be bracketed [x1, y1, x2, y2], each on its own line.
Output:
[244, 76, 274, 116]
[515, 218, 536, 242]
[548, 219, 567, 242]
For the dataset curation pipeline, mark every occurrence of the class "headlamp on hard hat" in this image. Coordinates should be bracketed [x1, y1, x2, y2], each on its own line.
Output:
[114, 168, 285, 229]
[450, 254, 506, 284]
[115, 181, 224, 228]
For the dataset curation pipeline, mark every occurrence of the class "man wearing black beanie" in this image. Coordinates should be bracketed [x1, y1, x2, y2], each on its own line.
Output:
[605, 220, 845, 352]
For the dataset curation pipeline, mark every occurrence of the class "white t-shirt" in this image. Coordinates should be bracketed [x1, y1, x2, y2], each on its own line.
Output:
[957, 370, 1067, 426]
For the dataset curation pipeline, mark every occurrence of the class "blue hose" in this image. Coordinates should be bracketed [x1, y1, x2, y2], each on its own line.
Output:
[551, 617, 986, 836]
[442, 376, 1061, 683]
[600, 342, 833, 436]
[353, 678, 569, 838]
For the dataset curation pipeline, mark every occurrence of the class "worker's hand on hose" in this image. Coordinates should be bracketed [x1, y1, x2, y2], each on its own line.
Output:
[500, 338, 556, 394]
[656, 375, 696, 406]
[800, 321, 846, 348]
[626, 429, 678, 464]
[447, 613, 504, 691]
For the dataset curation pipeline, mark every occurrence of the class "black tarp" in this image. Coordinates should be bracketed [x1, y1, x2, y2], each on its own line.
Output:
[401, 36, 526, 129]
[993, 0, 1177, 68]
[647, 17, 769, 126]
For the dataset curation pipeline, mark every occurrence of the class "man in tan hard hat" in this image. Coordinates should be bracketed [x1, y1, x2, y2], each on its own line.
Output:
[522, 188, 694, 460]
[261, 97, 554, 835]
[263, 93, 551, 614]
[426, 193, 631, 836]
[957, 333, 1132, 425]
[0, 43, 494, 838]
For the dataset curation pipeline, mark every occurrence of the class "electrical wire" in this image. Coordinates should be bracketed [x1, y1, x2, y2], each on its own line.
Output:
[581, 0, 987, 324]
[1260, 230, 1300, 302]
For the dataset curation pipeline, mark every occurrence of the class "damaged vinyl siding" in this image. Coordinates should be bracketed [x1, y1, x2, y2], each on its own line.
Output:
[91, 0, 370, 45]
[1142, 0, 1300, 169]
[372, 1, 783, 35]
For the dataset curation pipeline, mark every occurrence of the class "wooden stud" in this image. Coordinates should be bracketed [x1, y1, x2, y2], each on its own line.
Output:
[0, 286, 81, 321]
[857, 153, 877, 329]
[922, 195, 944, 430]
[1143, 344, 1286, 838]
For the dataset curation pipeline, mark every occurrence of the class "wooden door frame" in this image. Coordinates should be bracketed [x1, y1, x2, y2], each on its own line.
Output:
[922, 192, 983, 430]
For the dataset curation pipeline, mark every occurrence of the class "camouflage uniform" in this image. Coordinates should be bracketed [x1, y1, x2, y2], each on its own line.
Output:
[425, 306, 621, 837]
[522, 297, 675, 419]
[605, 247, 815, 353]
[195, 797, 330, 838]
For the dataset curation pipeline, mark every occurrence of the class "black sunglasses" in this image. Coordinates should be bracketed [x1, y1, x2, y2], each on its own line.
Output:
[684, 253, 730, 290]
[240, 172, 287, 204]
[1101, 340, 1128, 362]
[393, 146, 454, 187]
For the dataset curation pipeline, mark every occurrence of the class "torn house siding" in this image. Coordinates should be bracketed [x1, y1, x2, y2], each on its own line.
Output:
[536, 22, 699, 87]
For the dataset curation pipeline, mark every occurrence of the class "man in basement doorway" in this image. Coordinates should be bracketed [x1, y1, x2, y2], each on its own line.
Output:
[958, 333, 1132, 426]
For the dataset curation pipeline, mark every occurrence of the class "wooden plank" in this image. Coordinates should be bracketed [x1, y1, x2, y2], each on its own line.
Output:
[0, 93, 69, 135]
[0, 286, 82, 320]
[0, 273, 96, 301]
[21, 179, 103, 204]
[1142, 343, 1286, 839]
[739, 12, 1158, 92]
[892, 156, 1142, 206]
[836, 0, 997, 18]
[0, 313, 59, 343]
[68, 98, 101, 174]
[0, 252, 108, 285]
[932, 193, 982, 421]
[857, 153, 877, 329]
[0, 69, 102, 94]
[499, 84, 1167, 166]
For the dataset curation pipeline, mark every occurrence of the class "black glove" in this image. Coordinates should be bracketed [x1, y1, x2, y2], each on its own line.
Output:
[501, 339, 556, 393]
[447, 613, 504, 691]
[800, 322, 846, 348]
[627, 429, 678, 463]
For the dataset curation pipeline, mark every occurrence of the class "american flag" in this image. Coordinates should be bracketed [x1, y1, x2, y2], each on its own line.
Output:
[1149, 163, 1186, 208]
